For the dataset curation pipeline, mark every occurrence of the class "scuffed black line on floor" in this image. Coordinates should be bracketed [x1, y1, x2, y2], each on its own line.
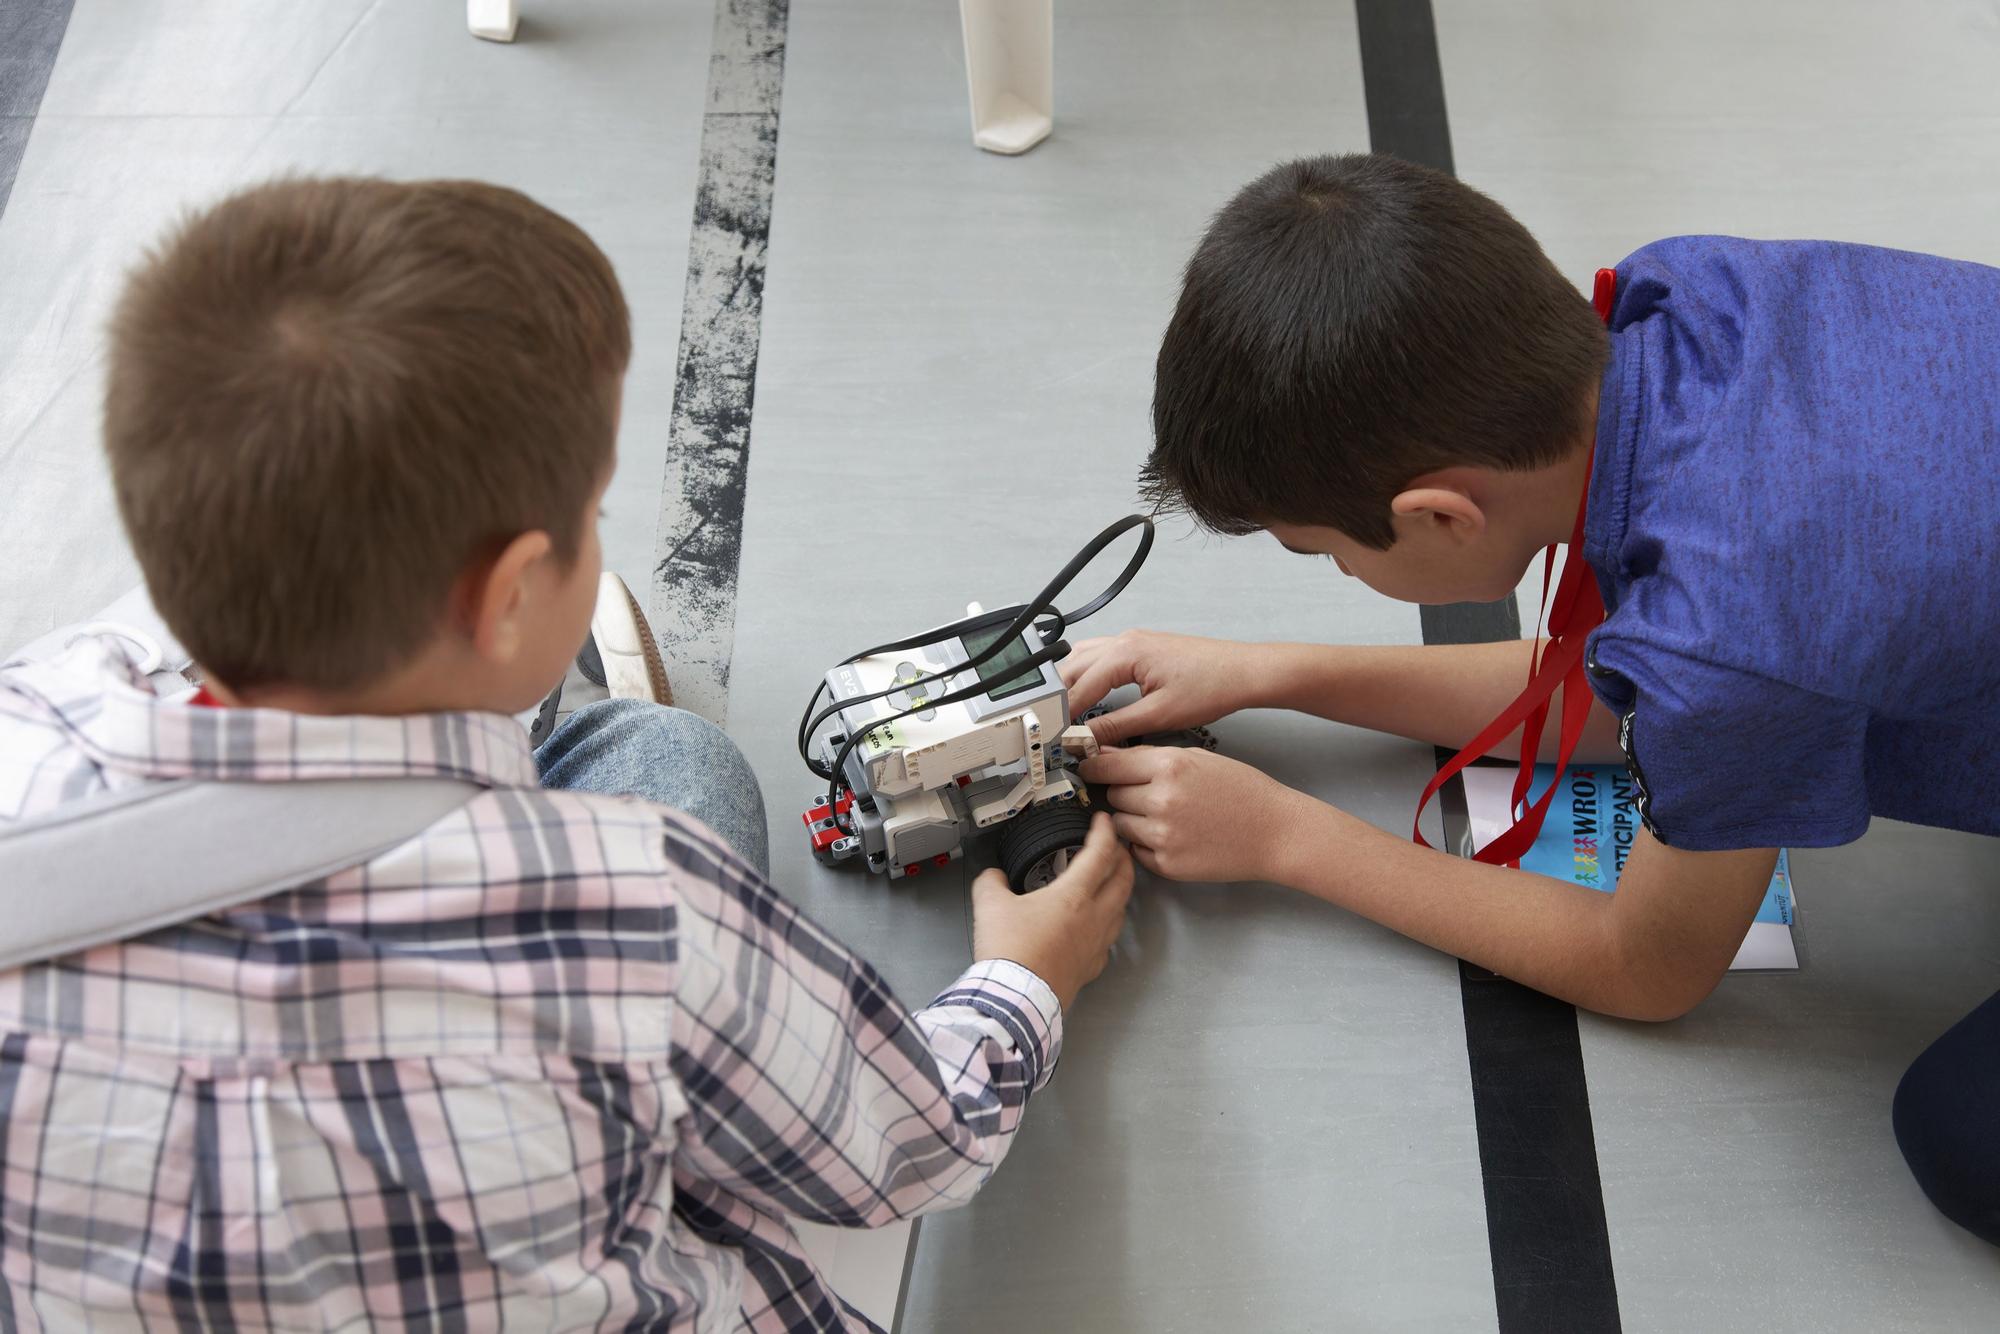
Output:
[0, 0, 78, 220]
[1355, 1, 1624, 1330]
[651, 0, 789, 725]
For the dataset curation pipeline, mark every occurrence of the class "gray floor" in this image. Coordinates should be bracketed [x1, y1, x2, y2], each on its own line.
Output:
[0, 0, 712, 655]
[734, 3, 1504, 1328]
[2, 1, 1997, 1329]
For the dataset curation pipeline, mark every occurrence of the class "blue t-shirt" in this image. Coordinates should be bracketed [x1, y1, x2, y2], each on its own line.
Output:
[1582, 236, 2000, 852]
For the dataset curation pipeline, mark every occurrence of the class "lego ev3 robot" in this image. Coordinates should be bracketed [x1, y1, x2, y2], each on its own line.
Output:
[798, 514, 1189, 892]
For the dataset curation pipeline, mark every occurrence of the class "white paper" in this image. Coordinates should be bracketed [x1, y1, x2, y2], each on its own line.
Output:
[1459, 766, 1798, 972]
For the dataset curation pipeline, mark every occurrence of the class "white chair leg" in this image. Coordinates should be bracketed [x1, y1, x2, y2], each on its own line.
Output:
[467, 0, 520, 43]
[960, 0, 1053, 155]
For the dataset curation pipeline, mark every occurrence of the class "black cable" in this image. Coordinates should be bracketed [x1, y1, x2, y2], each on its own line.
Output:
[797, 514, 1154, 802]
[817, 637, 1073, 814]
[797, 515, 1151, 773]
[799, 516, 1152, 775]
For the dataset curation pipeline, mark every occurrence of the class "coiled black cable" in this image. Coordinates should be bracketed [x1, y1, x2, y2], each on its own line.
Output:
[797, 515, 1155, 808]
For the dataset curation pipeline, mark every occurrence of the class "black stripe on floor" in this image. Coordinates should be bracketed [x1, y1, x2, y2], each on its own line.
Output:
[1352, 2, 1624, 1329]
[644, 4, 926, 1321]
[0, 0, 77, 220]
[650, 0, 790, 725]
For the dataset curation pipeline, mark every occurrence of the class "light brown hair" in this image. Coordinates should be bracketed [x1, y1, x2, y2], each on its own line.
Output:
[105, 176, 631, 692]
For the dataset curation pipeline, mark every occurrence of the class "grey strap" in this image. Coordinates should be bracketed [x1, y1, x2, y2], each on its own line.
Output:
[0, 777, 479, 972]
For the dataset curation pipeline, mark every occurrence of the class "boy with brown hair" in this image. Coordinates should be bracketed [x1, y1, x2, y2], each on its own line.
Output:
[0, 177, 1131, 1330]
[1069, 153, 2000, 1244]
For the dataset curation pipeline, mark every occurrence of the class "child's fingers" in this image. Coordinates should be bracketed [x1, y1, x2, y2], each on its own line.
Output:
[1062, 812, 1126, 889]
[1057, 637, 1112, 687]
[1014, 817, 1126, 902]
[1093, 841, 1136, 915]
[1087, 692, 1173, 745]
[970, 867, 1015, 907]
[1079, 745, 1167, 786]
[1088, 855, 1136, 931]
[1107, 847, 1136, 901]
[1100, 782, 1157, 816]
[1064, 655, 1133, 716]
[1110, 812, 1165, 852]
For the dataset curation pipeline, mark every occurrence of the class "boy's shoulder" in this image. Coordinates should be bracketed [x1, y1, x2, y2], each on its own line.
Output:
[1613, 234, 2000, 338]
[1585, 235, 2000, 849]
[0, 632, 764, 921]
[0, 635, 727, 914]
[1624, 231, 1997, 269]
[0, 648, 703, 1064]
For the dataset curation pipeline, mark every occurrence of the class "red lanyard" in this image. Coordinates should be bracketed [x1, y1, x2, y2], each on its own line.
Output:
[1411, 268, 1617, 866]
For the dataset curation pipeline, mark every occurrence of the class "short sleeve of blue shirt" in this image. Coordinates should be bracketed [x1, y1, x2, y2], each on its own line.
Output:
[1583, 236, 2000, 852]
[1583, 638, 1873, 850]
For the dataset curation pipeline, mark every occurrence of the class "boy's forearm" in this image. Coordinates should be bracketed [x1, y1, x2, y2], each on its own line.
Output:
[1252, 640, 1624, 763]
[1264, 792, 1705, 1021]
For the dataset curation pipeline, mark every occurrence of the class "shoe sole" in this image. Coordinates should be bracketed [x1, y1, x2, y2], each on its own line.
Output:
[591, 575, 674, 707]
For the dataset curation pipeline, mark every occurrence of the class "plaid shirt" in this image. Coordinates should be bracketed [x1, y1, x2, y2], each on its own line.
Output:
[0, 639, 1062, 1332]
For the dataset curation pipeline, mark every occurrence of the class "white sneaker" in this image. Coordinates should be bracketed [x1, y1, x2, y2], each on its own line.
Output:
[589, 574, 673, 706]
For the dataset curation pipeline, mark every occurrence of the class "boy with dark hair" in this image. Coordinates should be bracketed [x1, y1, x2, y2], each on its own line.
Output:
[0, 177, 1132, 1330]
[1068, 153, 2000, 1244]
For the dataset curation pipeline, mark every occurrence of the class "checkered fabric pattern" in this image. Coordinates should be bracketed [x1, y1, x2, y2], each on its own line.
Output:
[0, 639, 1062, 1332]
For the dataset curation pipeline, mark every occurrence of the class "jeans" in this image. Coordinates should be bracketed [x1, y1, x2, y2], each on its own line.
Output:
[535, 698, 771, 877]
[1893, 987, 2000, 1246]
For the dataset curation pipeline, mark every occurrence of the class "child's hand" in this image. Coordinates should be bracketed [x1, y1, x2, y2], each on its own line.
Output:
[1079, 745, 1309, 885]
[971, 813, 1135, 1012]
[1061, 630, 1268, 745]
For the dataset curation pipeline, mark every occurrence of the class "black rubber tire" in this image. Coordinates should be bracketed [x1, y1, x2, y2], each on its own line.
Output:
[996, 802, 1094, 894]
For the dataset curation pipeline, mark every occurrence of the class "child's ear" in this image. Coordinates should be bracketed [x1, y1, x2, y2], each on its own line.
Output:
[461, 530, 555, 664]
[1390, 484, 1486, 543]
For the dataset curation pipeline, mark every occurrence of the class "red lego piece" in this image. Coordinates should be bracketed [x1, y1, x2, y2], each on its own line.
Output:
[933, 854, 950, 867]
[804, 794, 853, 827]
[903, 863, 921, 878]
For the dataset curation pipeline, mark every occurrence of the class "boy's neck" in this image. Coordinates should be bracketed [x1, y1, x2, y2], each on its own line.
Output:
[1531, 387, 1602, 549]
[203, 642, 513, 718]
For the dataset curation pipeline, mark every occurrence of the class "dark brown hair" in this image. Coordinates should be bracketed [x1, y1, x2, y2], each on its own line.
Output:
[1144, 154, 1606, 549]
[105, 176, 631, 691]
